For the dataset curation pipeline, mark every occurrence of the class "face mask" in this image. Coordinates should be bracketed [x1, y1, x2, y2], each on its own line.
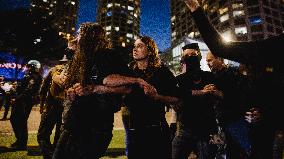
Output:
[184, 56, 201, 72]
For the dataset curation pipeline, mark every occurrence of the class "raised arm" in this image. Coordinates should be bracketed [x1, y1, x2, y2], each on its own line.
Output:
[184, 0, 260, 65]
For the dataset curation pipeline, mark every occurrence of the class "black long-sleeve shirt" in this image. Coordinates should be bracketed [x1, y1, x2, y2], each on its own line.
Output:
[191, 7, 284, 71]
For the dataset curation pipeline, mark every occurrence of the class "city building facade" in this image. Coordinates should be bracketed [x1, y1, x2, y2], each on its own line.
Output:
[171, 0, 284, 46]
[96, 0, 141, 47]
[30, 0, 79, 39]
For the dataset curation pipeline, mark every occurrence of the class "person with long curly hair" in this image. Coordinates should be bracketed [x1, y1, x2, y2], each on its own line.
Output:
[52, 22, 132, 159]
[103, 36, 181, 159]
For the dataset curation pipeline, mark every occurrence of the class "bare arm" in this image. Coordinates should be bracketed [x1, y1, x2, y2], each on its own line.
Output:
[103, 74, 145, 87]
[91, 85, 132, 95]
[152, 94, 182, 106]
[67, 83, 132, 100]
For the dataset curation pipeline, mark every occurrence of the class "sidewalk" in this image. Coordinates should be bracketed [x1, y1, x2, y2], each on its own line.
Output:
[0, 107, 125, 135]
[0, 107, 173, 135]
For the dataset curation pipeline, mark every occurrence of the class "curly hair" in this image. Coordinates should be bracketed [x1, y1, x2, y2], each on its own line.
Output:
[64, 22, 111, 88]
[131, 36, 161, 70]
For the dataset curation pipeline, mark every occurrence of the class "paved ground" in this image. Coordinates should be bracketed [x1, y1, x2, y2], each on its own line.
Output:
[0, 106, 173, 135]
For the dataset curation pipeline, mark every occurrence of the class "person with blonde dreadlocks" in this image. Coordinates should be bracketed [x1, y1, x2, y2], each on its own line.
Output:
[52, 22, 132, 159]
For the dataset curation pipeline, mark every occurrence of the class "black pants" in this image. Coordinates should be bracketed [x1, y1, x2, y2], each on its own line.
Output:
[52, 127, 113, 159]
[249, 123, 274, 159]
[127, 122, 171, 159]
[37, 100, 63, 159]
[0, 93, 11, 119]
[10, 95, 33, 146]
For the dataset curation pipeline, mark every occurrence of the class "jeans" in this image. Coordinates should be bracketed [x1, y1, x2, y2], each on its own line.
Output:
[225, 119, 251, 156]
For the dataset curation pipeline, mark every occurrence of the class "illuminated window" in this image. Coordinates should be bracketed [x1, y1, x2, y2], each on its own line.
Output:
[71, 1, 75, 5]
[220, 14, 229, 22]
[235, 27, 247, 35]
[127, 33, 133, 38]
[233, 10, 245, 17]
[171, 31, 176, 37]
[107, 3, 113, 8]
[128, 6, 134, 11]
[127, 20, 133, 24]
[49, 12, 53, 15]
[50, 4, 54, 7]
[232, 3, 243, 9]
[171, 16, 176, 22]
[106, 26, 111, 31]
[221, 30, 233, 42]
[115, 3, 120, 7]
[219, 7, 228, 15]
[115, 27, 119, 31]
[188, 32, 195, 38]
[134, 13, 138, 18]
[43, 0, 48, 2]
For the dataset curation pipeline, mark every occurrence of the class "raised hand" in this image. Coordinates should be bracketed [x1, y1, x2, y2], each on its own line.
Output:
[143, 84, 158, 97]
[184, 0, 200, 12]
[203, 84, 224, 98]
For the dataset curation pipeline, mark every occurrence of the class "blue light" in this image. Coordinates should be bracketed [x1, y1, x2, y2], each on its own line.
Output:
[107, 11, 112, 17]
[0, 52, 26, 81]
[249, 16, 262, 25]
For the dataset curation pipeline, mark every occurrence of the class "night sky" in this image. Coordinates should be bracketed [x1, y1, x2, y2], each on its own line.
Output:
[0, 0, 171, 51]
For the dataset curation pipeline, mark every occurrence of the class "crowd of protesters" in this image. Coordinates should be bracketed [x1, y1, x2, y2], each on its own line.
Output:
[1, 0, 284, 159]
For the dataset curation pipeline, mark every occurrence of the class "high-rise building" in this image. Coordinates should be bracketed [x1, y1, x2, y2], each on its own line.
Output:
[170, 0, 284, 46]
[97, 0, 141, 47]
[30, 0, 79, 39]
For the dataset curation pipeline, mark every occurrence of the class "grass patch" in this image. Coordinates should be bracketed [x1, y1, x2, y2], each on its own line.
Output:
[0, 130, 126, 159]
